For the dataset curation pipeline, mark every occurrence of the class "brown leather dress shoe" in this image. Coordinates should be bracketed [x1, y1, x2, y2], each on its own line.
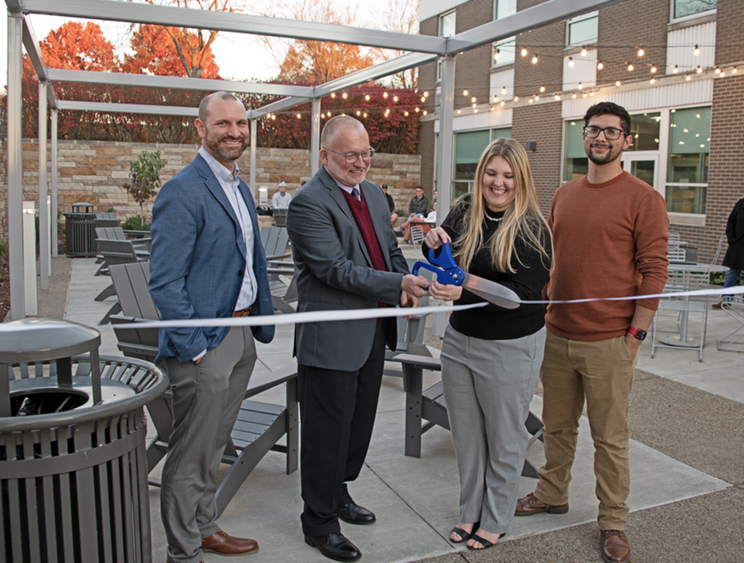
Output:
[201, 529, 259, 556]
[514, 492, 569, 516]
[601, 529, 630, 563]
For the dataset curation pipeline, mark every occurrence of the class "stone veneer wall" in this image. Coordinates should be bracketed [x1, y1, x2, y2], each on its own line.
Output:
[0, 140, 421, 237]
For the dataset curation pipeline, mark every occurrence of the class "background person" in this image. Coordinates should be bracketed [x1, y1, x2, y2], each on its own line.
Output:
[149, 91, 275, 563]
[287, 115, 428, 562]
[515, 102, 668, 563]
[272, 179, 292, 209]
[423, 138, 552, 551]
[713, 197, 744, 308]
[381, 183, 399, 225]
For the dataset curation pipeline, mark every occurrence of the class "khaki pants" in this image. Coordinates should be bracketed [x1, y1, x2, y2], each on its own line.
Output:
[534, 331, 637, 530]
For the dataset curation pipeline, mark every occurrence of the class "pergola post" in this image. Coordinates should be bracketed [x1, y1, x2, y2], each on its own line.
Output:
[436, 55, 456, 223]
[38, 81, 50, 289]
[51, 108, 58, 257]
[310, 98, 321, 177]
[7, 11, 25, 319]
[250, 118, 257, 200]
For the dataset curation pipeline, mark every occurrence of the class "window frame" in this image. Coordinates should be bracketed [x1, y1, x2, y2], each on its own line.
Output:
[670, 0, 717, 23]
[566, 11, 599, 47]
[491, 37, 516, 69]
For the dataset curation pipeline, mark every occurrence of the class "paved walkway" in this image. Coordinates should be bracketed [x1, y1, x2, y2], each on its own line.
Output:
[32, 255, 744, 561]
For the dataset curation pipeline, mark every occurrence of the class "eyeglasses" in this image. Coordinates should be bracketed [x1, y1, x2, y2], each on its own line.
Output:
[583, 126, 627, 140]
[323, 147, 376, 163]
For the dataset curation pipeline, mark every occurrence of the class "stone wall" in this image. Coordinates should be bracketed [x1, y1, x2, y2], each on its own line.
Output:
[0, 140, 421, 237]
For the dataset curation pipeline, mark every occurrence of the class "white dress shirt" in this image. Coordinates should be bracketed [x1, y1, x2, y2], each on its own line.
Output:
[272, 191, 292, 209]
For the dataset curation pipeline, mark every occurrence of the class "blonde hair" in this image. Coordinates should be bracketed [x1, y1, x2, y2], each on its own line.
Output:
[453, 137, 551, 274]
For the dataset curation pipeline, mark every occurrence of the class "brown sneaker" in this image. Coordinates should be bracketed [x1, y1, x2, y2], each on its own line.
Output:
[514, 492, 569, 516]
[601, 529, 630, 563]
[201, 529, 259, 556]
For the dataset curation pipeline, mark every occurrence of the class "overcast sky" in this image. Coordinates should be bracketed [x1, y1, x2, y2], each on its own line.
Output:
[0, 0, 402, 92]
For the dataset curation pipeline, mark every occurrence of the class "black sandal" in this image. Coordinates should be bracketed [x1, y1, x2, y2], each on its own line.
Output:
[449, 522, 479, 543]
[467, 532, 506, 550]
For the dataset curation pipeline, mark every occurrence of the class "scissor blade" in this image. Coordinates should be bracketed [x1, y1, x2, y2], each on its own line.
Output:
[462, 273, 521, 309]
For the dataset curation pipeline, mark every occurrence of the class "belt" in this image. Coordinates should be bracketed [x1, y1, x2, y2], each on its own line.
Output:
[232, 306, 252, 318]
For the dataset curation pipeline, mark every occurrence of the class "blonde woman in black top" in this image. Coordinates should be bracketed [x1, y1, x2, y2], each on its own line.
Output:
[423, 138, 552, 550]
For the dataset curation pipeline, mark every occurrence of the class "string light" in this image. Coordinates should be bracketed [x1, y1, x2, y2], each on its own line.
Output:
[650, 78, 656, 84]
[637, 47, 644, 57]
[471, 96, 476, 102]
[457, 109, 461, 114]
[686, 74, 691, 80]
[493, 95, 498, 102]
[415, 107, 420, 112]
[616, 80, 621, 86]
[502, 86, 507, 94]
[535, 95, 539, 100]
[568, 56, 574, 67]
[342, 92, 348, 99]
[514, 96, 519, 102]
[578, 82, 583, 89]
[581, 47, 587, 56]
[627, 63, 634, 71]
[500, 101, 505, 106]
[494, 48, 500, 60]
[597, 61, 604, 70]
[421, 96, 426, 102]
[296, 113, 301, 119]
[554, 94, 560, 101]
[694, 44, 700, 55]
[719, 71, 725, 77]
[356, 110, 361, 116]
[696, 66, 703, 73]
[331, 93, 336, 98]
[363, 113, 367, 118]
[521, 47, 528, 56]
[583, 93, 588, 98]
[424, 91, 429, 97]
[423, 110, 428, 115]
[393, 96, 398, 102]
[528, 98, 533, 103]
[733, 67, 738, 74]
[651, 64, 657, 73]
[531, 54, 539, 64]
[365, 94, 370, 101]
[271, 114, 276, 120]
[491, 107, 495, 111]
[463, 90, 468, 96]
[673, 65, 679, 73]
[404, 111, 409, 116]
[540, 86, 545, 92]
[572, 93, 576, 98]
[474, 108, 478, 113]
[715, 67, 721, 74]
[383, 92, 388, 98]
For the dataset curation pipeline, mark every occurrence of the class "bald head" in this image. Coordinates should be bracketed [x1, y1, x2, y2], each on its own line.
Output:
[198, 91, 243, 122]
[321, 115, 366, 150]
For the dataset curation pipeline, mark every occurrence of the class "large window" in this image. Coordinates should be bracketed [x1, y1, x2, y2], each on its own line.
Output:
[563, 120, 588, 181]
[494, 0, 517, 19]
[453, 129, 512, 198]
[567, 11, 598, 46]
[627, 113, 661, 151]
[492, 38, 516, 68]
[673, 0, 716, 20]
[666, 107, 710, 214]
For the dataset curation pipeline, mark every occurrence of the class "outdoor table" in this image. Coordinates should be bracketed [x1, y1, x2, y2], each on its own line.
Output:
[662, 263, 729, 348]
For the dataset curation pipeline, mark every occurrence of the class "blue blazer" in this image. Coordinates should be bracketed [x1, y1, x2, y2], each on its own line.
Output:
[149, 154, 274, 364]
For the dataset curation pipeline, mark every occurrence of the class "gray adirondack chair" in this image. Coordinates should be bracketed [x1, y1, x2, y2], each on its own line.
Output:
[108, 261, 299, 518]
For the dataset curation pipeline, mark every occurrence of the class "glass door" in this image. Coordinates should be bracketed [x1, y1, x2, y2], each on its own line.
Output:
[621, 153, 658, 189]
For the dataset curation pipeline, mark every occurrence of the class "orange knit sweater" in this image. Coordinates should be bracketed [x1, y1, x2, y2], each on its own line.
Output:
[545, 171, 669, 341]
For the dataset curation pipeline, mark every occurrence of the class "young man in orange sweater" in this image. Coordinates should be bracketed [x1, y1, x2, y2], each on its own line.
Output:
[515, 102, 669, 563]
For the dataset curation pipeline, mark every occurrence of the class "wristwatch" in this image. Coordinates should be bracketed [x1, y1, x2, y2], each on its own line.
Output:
[627, 327, 647, 341]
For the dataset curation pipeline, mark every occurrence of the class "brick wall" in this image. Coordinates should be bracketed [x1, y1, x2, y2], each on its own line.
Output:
[512, 103, 563, 217]
[715, 0, 744, 65]
[453, 0, 493, 111]
[0, 140, 420, 238]
[597, 0, 669, 86]
[515, 0, 564, 99]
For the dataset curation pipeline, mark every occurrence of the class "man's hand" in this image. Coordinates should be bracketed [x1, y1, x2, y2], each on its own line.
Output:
[400, 290, 421, 317]
[401, 274, 430, 298]
[624, 333, 642, 360]
[423, 227, 450, 250]
[428, 279, 462, 302]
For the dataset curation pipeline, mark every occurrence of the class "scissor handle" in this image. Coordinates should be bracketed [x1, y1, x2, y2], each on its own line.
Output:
[427, 241, 459, 271]
[412, 241, 465, 286]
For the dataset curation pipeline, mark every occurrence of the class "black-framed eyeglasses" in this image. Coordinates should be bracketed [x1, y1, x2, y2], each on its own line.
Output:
[583, 126, 627, 140]
[323, 147, 376, 163]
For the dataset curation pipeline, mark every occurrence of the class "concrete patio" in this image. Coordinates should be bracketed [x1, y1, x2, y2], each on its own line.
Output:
[27, 253, 744, 562]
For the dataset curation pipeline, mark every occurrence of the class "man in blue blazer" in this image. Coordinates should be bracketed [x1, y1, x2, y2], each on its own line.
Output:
[287, 115, 429, 562]
[149, 92, 274, 563]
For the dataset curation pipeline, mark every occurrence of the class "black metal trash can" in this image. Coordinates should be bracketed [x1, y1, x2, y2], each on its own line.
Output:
[0, 319, 169, 563]
[63, 202, 97, 257]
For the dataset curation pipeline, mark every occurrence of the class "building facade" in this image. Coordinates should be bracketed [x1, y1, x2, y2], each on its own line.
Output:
[418, 0, 744, 262]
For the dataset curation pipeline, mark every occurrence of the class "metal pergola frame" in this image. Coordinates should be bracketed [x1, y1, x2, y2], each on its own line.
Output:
[5, 0, 627, 319]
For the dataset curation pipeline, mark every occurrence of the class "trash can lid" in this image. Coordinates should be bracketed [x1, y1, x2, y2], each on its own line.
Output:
[0, 318, 100, 364]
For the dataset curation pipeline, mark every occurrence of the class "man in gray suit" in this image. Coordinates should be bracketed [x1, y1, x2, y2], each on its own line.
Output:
[287, 116, 429, 562]
[149, 92, 274, 563]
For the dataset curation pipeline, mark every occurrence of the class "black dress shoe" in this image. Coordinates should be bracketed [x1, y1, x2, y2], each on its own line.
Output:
[336, 501, 376, 525]
[305, 532, 361, 562]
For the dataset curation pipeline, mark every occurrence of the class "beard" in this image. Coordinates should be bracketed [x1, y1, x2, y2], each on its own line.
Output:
[205, 132, 248, 162]
[587, 143, 620, 165]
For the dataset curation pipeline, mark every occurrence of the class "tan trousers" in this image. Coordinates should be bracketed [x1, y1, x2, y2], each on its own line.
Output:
[534, 331, 637, 530]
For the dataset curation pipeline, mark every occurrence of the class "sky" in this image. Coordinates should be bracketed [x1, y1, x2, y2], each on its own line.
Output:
[0, 0, 402, 91]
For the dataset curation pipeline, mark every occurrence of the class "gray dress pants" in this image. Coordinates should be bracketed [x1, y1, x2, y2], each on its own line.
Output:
[441, 324, 545, 535]
[161, 326, 257, 563]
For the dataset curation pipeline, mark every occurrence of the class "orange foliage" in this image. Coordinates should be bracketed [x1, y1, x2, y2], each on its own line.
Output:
[122, 24, 220, 78]
[39, 22, 119, 72]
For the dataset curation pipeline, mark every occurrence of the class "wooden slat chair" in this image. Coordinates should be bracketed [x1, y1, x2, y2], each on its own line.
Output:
[94, 227, 150, 276]
[108, 262, 299, 518]
[394, 353, 545, 478]
[94, 211, 119, 228]
[95, 239, 146, 323]
[273, 208, 288, 228]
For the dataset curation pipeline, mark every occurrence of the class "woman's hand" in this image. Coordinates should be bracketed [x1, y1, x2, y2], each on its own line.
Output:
[424, 227, 450, 250]
[428, 279, 462, 301]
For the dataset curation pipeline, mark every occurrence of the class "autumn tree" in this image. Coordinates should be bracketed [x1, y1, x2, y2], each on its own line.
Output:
[122, 24, 220, 78]
[374, 0, 420, 89]
[269, 0, 375, 85]
[39, 21, 120, 72]
[138, 0, 237, 78]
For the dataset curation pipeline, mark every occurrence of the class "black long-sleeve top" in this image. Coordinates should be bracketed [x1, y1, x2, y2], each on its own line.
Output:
[422, 194, 552, 340]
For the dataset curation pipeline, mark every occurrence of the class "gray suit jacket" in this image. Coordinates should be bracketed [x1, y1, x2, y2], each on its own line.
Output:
[287, 166, 409, 372]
